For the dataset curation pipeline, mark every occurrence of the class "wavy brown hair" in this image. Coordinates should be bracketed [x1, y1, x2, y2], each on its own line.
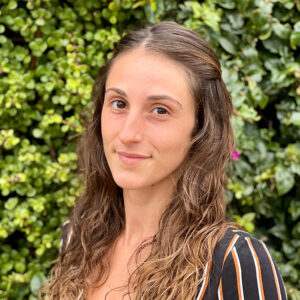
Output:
[40, 21, 237, 299]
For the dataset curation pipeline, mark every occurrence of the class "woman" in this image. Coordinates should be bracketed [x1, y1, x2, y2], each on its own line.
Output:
[41, 21, 286, 300]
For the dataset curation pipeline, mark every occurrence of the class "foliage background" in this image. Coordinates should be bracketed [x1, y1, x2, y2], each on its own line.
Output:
[0, 0, 299, 298]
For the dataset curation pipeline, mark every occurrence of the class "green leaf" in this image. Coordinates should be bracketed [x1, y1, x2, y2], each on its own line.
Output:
[272, 22, 290, 40]
[290, 112, 300, 126]
[295, 21, 300, 33]
[132, 1, 144, 9]
[290, 31, 300, 50]
[279, 264, 298, 282]
[292, 222, 300, 239]
[289, 199, 300, 221]
[219, 37, 237, 54]
[8, 0, 17, 10]
[36, 18, 45, 26]
[49, 114, 62, 124]
[102, 8, 111, 19]
[30, 273, 45, 295]
[59, 95, 69, 105]
[244, 222, 255, 233]
[109, 15, 117, 24]
[144, 2, 156, 24]
[218, 0, 235, 9]
[15, 261, 26, 273]
[250, 9, 269, 30]
[269, 224, 288, 241]
[290, 163, 300, 176]
[227, 12, 244, 29]
[0, 35, 8, 44]
[275, 166, 295, 196]
[4, 137, 20, 149]
[32, 128, 43, 138]
[248, 79, 268, 109]
[243, 212, 256, 222]
[259, 25, 272, 40]
[4, 197, 18, 210]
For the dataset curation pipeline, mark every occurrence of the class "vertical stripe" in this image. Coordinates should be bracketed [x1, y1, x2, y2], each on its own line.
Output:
[222, 234, 239, 267]
[245, 237, 265, 300]
[218, 279, 224, 300]
[232, 247, 244, 300]
[260, 241, 282, 300]
[196, 262, 211, 300]
[66, 227, 73, 248]
[217, 234, 239, 300]
[77, 289, 83, 300]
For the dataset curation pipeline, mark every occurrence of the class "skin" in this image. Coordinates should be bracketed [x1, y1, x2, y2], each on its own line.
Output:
[87, 48, 196, 299]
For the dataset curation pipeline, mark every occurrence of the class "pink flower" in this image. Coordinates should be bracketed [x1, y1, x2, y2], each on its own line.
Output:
[232, 149, 240, 161]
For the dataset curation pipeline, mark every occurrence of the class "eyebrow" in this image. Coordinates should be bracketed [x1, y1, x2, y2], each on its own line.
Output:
[105, 87, 183, 109]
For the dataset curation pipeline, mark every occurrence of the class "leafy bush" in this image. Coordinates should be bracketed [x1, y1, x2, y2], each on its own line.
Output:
[0, 0, 299, 299]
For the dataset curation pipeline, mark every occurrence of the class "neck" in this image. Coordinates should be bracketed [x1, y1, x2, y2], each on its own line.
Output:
[120, 178, 175, 248]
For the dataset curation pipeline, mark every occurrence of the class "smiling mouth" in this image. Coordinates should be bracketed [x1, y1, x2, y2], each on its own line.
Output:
[117, 152, 150, 164]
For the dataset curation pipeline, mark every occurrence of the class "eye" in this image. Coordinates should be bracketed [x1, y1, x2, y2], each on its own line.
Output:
[153, 107, 169, 115]
[112, 100, 126, 109]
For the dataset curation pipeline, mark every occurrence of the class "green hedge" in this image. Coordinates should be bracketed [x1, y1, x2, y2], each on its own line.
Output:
[0, 0, 299, 299]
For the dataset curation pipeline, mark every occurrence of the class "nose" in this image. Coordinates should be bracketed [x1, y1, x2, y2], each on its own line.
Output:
[118, 110, 143, 144]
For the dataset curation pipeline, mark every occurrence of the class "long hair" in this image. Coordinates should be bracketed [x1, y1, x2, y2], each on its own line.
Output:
[40, 21, 236, 299]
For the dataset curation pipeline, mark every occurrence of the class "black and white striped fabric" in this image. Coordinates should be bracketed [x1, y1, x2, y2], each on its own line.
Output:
[60, 221, 287, 300]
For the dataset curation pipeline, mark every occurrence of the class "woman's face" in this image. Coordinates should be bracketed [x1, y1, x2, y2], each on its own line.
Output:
[101, 48, 195, 190]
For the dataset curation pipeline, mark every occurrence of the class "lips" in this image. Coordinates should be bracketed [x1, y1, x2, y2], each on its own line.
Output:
[117, 151, 150, 164]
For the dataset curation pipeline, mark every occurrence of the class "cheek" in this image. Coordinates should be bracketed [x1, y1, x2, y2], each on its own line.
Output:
[160, 120, 193, 146]
[101, 109, 115, 145]
[101, 116, 116, 164]
[154, 127, 192, 162]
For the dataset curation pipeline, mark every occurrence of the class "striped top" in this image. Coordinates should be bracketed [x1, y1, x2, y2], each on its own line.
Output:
[199, 228, 287, 300]
[60, 221, 287, 300]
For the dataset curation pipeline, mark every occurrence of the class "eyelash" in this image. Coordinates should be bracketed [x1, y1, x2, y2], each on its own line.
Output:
[110, 99, 170, 116]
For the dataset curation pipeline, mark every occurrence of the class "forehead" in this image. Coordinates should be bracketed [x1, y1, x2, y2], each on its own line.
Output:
[105, 48, 194, 101]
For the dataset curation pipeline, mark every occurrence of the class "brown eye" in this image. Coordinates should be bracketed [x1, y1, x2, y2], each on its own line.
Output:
[112, 100, 126, 109]
[153, 107, 169, 115]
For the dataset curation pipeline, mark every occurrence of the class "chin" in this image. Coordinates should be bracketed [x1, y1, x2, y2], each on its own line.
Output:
[112, 175, 147, 190]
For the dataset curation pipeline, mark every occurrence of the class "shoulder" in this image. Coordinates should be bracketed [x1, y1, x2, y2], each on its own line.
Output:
[216, 228, 280, 271]
[214, 228, 287, 300]
[59, 219, 73, 253]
